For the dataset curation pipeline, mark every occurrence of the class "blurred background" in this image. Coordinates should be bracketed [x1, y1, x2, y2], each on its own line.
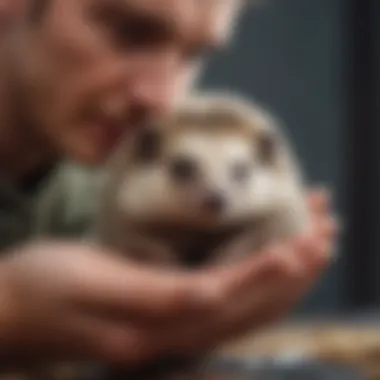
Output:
[198, 0, 379, 318]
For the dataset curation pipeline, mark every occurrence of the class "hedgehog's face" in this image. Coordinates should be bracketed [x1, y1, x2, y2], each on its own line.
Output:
[116, 117, 297, 229]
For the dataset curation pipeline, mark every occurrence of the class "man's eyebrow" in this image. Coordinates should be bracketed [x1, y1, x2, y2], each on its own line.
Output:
[92, 0, 223, 57]
[94, 0, 179, 36]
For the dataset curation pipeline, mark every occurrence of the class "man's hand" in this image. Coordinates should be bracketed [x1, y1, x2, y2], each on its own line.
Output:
[139, 188, 337, 354]
[0, 189, 336, 366]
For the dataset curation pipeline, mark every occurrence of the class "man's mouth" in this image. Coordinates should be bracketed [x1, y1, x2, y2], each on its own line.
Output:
[84, 101, 152, 156]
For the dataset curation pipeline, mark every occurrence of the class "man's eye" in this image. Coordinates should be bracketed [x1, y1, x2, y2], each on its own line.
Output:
[112, 18, 166, 49]
[93, 6, 171, 51]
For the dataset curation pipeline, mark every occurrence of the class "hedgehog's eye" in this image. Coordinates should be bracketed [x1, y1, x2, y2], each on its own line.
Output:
[257, 132, 277, 165]
[231, 162, 251, 183]
[169, 156, 197, 182]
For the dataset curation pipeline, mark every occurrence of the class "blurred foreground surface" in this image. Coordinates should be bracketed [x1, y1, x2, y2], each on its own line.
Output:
[91, 311, 380, 380]
[218, 310, 380, 380]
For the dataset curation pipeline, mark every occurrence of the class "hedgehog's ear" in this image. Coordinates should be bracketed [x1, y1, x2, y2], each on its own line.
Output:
[133, 127, 162, 163]
[256, 131, 277, 165]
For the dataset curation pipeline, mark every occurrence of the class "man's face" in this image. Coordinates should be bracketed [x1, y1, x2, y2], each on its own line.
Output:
[8, 0, 241, 165]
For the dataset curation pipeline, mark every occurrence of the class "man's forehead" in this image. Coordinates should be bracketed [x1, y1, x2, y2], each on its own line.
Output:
[99, 0, 242, 46]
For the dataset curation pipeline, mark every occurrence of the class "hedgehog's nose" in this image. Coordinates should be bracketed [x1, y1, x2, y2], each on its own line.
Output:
[202, 192, 226, 214]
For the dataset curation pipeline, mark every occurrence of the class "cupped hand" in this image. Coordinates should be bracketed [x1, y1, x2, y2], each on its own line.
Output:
[0, 188, 337, 366]
[144, 188, 338, 355]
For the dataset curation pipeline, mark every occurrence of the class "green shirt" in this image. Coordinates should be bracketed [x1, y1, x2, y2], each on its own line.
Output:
[0, 161, 103, 251]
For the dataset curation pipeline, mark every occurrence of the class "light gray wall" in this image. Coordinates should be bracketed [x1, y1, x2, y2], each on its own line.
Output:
[199, 0, 347, 315]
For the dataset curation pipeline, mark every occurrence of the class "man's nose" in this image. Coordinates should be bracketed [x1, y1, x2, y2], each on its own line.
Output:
[129, 56, 180, 116]
[129, 78, 174, 116]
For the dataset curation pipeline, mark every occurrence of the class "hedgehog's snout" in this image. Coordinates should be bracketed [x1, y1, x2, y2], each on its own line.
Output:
[201, 191, 226, 215]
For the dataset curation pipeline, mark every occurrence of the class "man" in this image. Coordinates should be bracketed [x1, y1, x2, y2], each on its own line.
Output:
[0, 0, 336, 368]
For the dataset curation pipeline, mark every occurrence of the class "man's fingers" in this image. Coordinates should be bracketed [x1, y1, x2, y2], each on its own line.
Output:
[213, 247, 327, 346]
[219, 234, 335, 343]
[75, 244, 311, 326]
[74, 253, 212, 322]
[61, 313, 171, 366]
[203, 274, 303, 349]
[169, 211, 337, 353]
[141, 252, 304, 355]
[188, 249, 309, 350]
[213, 249, 297, 302]
[15, 242, 208, 321]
